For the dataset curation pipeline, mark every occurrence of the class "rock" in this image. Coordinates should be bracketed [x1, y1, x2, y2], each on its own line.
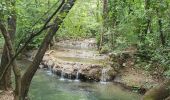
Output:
[89, 68, 100, 80]
[43, 58, 115, 81]
[107, 67, 117, 81]
[47, 60, 55, 67]
[40, 38, 114, 81]
[39, 64, 44, 69]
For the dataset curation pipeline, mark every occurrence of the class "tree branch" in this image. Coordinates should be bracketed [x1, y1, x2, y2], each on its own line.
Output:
[1, 0, 65, 81]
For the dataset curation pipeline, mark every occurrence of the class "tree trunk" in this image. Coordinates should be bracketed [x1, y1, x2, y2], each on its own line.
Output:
[0, 0, 17, 90]
[99, 0, 108, 50]
[0, 21, 21, 100]
[158, 18, 165, 46]
[156, 8, 165, 46]
[0, 46, 12, 90]
[143, 80, 170, 100]
[141, 0, 152, 42]
[20, 0, 76, 99]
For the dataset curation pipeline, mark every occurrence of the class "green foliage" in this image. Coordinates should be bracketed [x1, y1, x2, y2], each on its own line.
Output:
[100, 44, 110, 54]
[0, 1, 7, 20]
[15, 0, 59, 49]
[151, 48, 170, 76]
[99, 0, 170, 76]
[1, 0, 170, 77]
[57, 0, 101, 39]
[1, 0, 101, 48]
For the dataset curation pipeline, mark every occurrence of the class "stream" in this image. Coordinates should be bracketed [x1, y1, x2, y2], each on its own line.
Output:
[29, 69, 141, 100]
[19, 38, 141, 100]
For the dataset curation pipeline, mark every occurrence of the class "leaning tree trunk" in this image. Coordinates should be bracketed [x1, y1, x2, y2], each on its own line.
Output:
[143, 80, 170, 100]
[0, 0, 17, 90]
[20, 0, 76, 99]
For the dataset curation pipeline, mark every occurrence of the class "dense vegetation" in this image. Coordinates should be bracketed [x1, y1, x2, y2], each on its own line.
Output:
[102, 0, 170, 75]
[0, 0, 170, 100]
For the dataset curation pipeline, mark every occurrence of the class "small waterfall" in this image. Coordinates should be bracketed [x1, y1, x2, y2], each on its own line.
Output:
[75, 71, 79, 82]
[75, 66, 80, 82]
[76, 71, 79, 79]
[47, 66, 53, 76]
[100, 68, 107, 84]
[60, 69, 65, 80]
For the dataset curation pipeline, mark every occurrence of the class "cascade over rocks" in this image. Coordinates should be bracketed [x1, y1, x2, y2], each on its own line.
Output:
[38, 38, 116, 81]
[25, 38, 163, 92]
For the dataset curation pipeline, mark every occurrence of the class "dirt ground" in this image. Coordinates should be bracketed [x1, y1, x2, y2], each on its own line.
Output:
[0, 91, 14, 100]
[114, 59, 164, 91]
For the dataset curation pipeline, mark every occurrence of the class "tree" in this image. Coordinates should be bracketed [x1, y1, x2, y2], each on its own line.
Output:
[0, 0, 17, 90]
[155, 1, 167, 46]
[0, 20, 21, 100]
[99, 0, 108, 50]
[20, 1, 76, 99]
[0, 0, 76, 100]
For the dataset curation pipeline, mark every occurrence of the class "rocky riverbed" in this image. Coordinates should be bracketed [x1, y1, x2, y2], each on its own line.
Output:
[25, 38, 163, 92]
[38, 38, 116, 82]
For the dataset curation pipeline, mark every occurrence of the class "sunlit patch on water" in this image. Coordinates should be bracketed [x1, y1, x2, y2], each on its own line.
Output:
[59, 78, 65, 81]
[100, 81, 108, 84]
[74, 79, 80, 82]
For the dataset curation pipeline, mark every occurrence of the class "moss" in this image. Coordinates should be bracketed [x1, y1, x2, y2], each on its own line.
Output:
[100, 45, 110, 54]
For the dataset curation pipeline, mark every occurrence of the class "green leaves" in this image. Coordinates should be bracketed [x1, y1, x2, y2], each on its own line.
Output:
[97, 0, 170, 77]
[14, 0, 60, 48]
[0, 1, 8, 21]
[1, 0, 169, 76]
[57, 0, 100, 39]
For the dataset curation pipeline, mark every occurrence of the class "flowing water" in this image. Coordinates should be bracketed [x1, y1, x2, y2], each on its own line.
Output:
[60, 69, 65, 81]
[18, 60, 141, 100]
[75, 70, 79, 81]
[18, 39, 141, 100]
[100, 68, 107, 84]
[29, 69, 141, 100]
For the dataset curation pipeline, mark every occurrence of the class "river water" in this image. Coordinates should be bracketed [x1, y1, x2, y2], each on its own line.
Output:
[28, 69, 141, 100]
[17, 39, 141, 100]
